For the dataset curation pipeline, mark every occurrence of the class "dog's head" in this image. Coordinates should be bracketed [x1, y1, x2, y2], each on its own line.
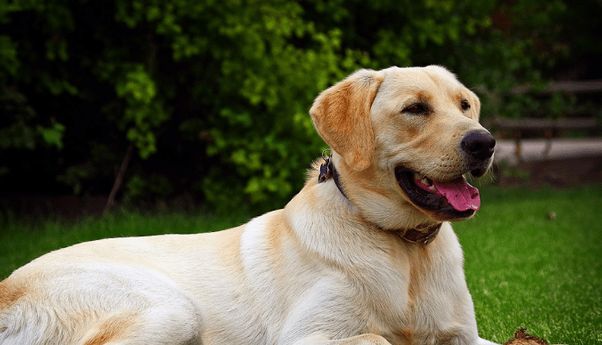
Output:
[310, 66, 495, 230]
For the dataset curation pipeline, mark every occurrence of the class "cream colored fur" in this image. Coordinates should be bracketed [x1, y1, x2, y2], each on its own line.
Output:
[0, 66, 498, 345]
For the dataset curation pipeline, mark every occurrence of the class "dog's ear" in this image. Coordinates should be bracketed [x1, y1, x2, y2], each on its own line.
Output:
[309, 69, 383, 171]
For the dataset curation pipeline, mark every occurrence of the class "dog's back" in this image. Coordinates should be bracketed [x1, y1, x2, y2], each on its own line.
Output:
[0, 236, 210, 345]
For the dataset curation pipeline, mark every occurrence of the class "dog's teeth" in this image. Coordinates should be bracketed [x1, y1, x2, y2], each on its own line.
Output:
[421, 177, 433, 186]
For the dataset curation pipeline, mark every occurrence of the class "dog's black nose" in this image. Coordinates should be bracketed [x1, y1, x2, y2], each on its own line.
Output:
[461, 130, 496, 160]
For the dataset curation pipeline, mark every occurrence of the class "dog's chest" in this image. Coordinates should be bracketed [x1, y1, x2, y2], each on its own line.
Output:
[369, 234, 476, 345]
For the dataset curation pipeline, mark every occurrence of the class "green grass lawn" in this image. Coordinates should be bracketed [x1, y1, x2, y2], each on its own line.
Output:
[455, 185, 602, 344]
[1, 185, 600, 344]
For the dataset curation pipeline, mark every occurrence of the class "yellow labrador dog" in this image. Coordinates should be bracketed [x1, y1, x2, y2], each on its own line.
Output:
[0, 66, 498, 345]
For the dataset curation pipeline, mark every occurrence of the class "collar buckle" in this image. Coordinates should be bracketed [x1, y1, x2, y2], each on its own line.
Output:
[318, 156, 333, 183]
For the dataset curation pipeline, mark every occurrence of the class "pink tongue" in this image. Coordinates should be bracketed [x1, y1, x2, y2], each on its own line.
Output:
[433, 179, 481, 212]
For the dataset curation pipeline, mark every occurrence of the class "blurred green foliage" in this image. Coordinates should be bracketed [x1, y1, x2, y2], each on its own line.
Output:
[0, 0, 599, 209]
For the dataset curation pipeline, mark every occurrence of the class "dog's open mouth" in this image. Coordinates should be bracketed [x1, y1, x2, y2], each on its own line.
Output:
[395, 167, 480, 219]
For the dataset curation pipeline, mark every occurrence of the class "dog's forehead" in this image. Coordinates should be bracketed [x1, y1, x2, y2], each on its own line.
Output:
[379, 66, 466, 98]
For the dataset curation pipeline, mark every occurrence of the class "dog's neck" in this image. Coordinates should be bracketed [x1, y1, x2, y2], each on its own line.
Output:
[317, 155, 442, 245]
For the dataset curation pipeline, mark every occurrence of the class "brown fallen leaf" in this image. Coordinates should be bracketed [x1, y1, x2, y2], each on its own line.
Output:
[503, 328, 549, 345]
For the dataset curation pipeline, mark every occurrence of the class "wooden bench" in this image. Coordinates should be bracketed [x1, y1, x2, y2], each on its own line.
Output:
[489, 117, 600, 162]
[489, 79, 602, 162]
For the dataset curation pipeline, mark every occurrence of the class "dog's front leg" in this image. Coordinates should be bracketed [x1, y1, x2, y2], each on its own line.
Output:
[477, 337, 499, 345]
[292, 333, 392, 345]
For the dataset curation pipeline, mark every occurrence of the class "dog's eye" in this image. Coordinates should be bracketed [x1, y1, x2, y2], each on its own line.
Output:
[402, 102, 430, 115]
[460, 99, 471, 111]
